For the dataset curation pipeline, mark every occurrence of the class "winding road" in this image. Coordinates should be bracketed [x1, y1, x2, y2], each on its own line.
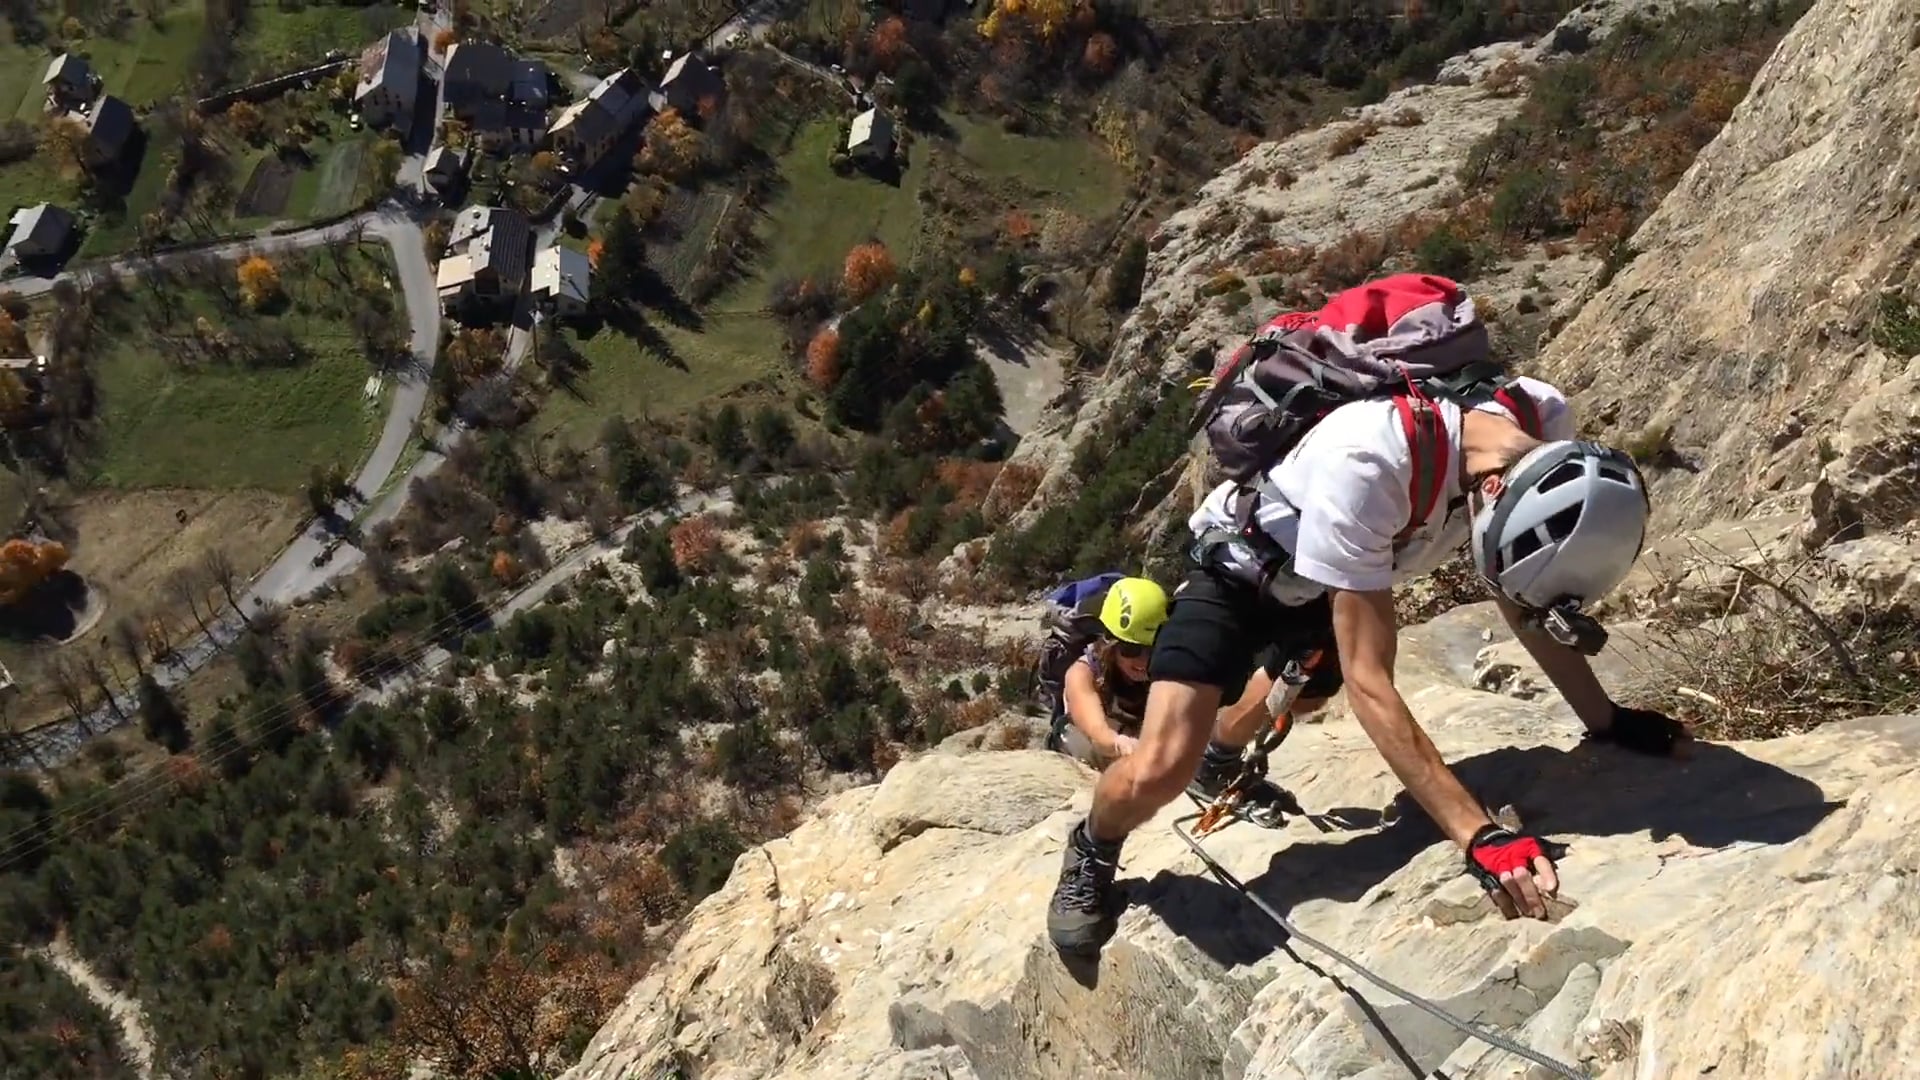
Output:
[2, 206, 442, 768]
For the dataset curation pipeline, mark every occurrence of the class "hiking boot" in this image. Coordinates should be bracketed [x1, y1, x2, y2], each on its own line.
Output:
[1186, 752, 1300, 829]
[1047, 824, 1122, 955]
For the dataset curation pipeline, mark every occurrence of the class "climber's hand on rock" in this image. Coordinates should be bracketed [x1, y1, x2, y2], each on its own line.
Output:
[1584, 704, 1692, 758]
[1467, 826, 1567, 921]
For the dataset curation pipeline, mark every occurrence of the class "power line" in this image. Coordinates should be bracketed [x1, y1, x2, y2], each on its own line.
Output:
[0, 587, 523, 872]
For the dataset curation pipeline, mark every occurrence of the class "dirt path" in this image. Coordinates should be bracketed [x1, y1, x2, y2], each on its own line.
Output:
[37, 934, 157, 1080]
[973, 326, 1067, 438]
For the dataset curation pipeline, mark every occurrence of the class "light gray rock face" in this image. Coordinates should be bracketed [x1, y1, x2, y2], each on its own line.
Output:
[561, 623, 1920, 1080]
[1526, 0, 1920, 534]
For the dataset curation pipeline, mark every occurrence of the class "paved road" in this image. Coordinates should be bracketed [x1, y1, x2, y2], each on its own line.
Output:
[4, 209, 442, 768]
[250, 214, 439, 606]
[0, 211, 416, 300]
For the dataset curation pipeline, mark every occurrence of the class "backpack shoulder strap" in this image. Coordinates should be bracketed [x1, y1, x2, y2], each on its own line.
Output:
[1393, 393, 1449, 544]
[1490, 382, 1543, 439]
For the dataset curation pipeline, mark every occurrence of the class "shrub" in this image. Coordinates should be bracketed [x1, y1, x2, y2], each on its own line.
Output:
[1199, 272, 1246, 298]
[1326, 119, 1380, 158]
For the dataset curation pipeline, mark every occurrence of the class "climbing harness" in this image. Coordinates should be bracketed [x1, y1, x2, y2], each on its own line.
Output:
[1169, 649, 1592, 1080]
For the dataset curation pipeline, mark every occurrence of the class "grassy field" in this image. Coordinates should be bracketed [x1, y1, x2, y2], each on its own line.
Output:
[945, 114, 1129, 217]
[85, 248, 394, 492]
[0, 156, 74, 220]
[651, 187, 731, 294]
[534, 312, 785, 446]
[0, 0, 207, 118]
[531, 113, 923, 444]
[288, 133, 370, 219]
[0, 487, 303, 731]
[754, 116, 925, 297]
[72, 139, 171, 257]
[240, 2, 402, 76]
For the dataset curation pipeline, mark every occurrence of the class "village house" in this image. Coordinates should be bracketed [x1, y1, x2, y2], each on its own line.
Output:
[647, 52, 725, 122]
[846, 107, 896, 169]
[3, 204, 76, 267]
[41, 54, 99, 111]
[436, 205, 533, 313]
[548, 68, 649, 170]
[443, 43, 551, 152]
[529, 244, 591, 317]
[423, 144, 470, 198]
[354, 29, 423, 137]
[82, 95, 135, 170]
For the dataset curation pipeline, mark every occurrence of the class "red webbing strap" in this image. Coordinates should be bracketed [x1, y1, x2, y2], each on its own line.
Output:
[1393, 390, 1448, 544]
[1493, 384, 1544, 439]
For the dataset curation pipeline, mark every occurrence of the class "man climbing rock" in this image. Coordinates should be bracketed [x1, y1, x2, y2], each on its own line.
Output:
[1047, 275, 1690, 956]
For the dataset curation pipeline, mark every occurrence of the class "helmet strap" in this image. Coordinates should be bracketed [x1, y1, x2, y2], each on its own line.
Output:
[1526, 601, 1608, 656]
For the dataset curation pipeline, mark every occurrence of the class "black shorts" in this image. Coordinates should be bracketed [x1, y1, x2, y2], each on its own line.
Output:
[1147, 566, 1343, 705]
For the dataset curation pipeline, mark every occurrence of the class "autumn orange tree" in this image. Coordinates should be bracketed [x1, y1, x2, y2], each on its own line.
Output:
[0, 370, 30, 421]
[490, 550, 522, 585]
[227, 100, 265, 143]
[870, 15, 909, 70]
[389, 942, 625, 1080]
[0, 310, 28, 354]
[980, 0, 1074, 42]
[0, 538, 70, 606]
[806, 327, 841, 391]
[842, 241, 896, 303]
[668, 515, 721, 574]
[38, 117, 87, 178]
[1081, 31, 1119, 77]
[638, 107, 704, 181]
[237, 255, 281, 310]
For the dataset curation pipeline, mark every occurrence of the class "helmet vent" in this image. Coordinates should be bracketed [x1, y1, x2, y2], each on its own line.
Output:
[1510, 530, 1544, 562]
[1544, 504, 1583, 541]
[1600, 465, 1634, 485]
[1537, 460, 1586, 492]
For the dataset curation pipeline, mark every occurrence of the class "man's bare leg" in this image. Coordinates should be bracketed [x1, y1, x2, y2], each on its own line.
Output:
[1049, 677, 1221, 954]
[1187, 665, 1330, 825]
[1214, 664, 1280, 746]
[1087, 679, 1223, 841]
[1212, 665, 1331, 746]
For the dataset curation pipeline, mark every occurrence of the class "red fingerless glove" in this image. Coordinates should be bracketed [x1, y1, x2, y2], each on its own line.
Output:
[1464, 825, 1566, 892]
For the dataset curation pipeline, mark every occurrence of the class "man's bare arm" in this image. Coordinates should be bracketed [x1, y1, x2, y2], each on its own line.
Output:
[1331, 587, 1495, 848]
[1491, 594, 1614, 731]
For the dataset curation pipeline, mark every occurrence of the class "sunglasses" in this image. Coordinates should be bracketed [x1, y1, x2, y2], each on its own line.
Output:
[1114, 640, 1152, 660]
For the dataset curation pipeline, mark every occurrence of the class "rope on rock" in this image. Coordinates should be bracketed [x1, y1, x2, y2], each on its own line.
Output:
[1169, 811, 1591, 1080]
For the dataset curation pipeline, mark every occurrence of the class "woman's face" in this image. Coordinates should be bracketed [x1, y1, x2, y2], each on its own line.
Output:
[1114, 645, 1151, 683]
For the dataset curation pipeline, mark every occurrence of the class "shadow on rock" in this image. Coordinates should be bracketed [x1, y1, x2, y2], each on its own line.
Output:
[1442, 738, 1844, 850]
[1137, 738, 1841, 971]
[1129, 869, 1287, 969]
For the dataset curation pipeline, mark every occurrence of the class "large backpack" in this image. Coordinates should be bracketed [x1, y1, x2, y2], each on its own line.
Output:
[1188, 273, 1543, 564]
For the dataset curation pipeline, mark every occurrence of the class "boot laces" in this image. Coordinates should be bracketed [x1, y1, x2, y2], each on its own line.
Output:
[1059, 844, 1117, 911]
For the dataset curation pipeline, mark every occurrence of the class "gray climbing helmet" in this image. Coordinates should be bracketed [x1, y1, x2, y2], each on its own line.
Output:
[1471, 440, 1650, 613]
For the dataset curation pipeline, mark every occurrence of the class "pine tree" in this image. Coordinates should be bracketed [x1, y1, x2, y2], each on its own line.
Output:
[597, 206, 647, 305]
[137, 673, 190, 753]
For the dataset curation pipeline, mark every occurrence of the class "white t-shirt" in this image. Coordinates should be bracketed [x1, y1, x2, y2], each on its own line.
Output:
[1187, 377, 1576, 604]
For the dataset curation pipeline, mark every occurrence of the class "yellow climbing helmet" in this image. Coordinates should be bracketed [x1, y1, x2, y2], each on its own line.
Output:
[1099, 576, 1169, 648]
